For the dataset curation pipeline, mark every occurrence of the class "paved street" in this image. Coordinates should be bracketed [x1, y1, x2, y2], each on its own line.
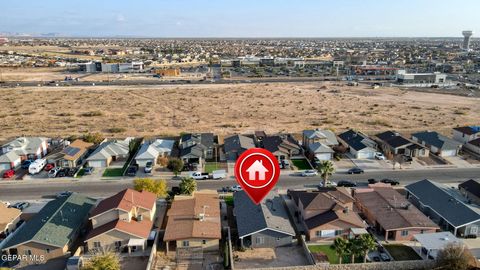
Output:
[0, 168, 479, 201]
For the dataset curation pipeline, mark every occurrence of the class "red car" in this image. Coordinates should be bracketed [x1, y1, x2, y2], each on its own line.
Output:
[44, 163, 55, 171]
[3, 169, 15, 179]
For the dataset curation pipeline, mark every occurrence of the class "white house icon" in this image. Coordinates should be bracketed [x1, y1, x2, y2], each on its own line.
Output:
[246, 160, 269, 180]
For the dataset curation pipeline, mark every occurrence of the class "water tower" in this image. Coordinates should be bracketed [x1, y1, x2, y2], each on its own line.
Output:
[462, 30, 473, 51]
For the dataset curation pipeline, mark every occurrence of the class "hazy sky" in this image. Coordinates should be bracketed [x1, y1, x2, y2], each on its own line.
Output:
[1, 0, 479, 37]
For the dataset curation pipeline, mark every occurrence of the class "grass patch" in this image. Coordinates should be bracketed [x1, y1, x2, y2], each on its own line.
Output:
[107, 127, 126, 133]
[102, 168, 124, 177]
[75, 168, 85, 178]
[224, 195, 233, 206]
[308, 245, 339, 264]
[384, 244, 421, 261]
[291, 159, 312, 170]
[204, 162, 219, 173]
[80, 111, 104, 117]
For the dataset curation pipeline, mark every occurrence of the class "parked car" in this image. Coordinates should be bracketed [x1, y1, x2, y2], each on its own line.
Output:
[11, 202, 30, 210]
[83, 167, 94, 175]
[190, 171, 210, 180]
[28, 159, 46, 175]
[21, 160, 33, 169]
[231, 185, 242, 192]
[48, 167, 60, 178]
[44, 163, 55, 171]
[380, 253, 391, 261]
[403, 155, 413, 163]
[301, 170, 318, 177]
[368, 178, 378, 184]
[66, 167, 78, 177]
[56, 191, 73, 198]
[144, 161, 153, 173]
[337, 180, 357, 187]
[3, 169, 15, 179]
[372, 256, 381, 262]
[212, 170, 227, 180]
[2, 201, 11, 207]
[56, 168, 67, 177]
[126, 166, 138, 177]
[318, 181, 338, 187]
[347, 167, 364, 174]
[381, 178, 400, 185]
[375, 152, 386, 160]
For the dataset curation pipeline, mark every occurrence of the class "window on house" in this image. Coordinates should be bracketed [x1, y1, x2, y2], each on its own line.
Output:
[202, 240, 207, 245]
[45, 249, 50, 254]
[183, 241, 189, 247]
[335, 230, 344, 236]
[401, 230, 409, 236]
[24, 250, 32, 256]
[256, 237, 265, 244]
[115, 241, 122, 248]
[93, 241, 101, 248]
[316, 231, 321, 237]
[420, 230, 425, 234]
[471, 226, 478, 235]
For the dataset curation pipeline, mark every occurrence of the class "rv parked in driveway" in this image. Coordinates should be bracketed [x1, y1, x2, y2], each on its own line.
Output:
[28, 159, 46, 174]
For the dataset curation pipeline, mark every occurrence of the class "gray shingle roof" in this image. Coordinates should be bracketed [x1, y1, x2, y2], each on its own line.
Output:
[303, 129, 338, 146]
[233, 191, 295, 238]
[87, 140, 129, 161]
[412, 131, 461, 151]
[224, 135, 255, 153]
[405, 179, 480, 227]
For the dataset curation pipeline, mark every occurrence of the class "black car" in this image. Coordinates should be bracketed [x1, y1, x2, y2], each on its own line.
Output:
[337, 180, 357, 187]
[67, 167, 79, 177]
[56, 168, 67, 177]
[368, 178, 378, 184]
[126, 166, 138, 177]
[347, 167, 364, 174]
[381, 178, 400, 185]
[372, 256, 381, 262]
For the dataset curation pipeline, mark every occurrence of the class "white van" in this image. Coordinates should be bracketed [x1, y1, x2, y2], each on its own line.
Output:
[212, 170, 227, 180]
[28, 159, 46, 175]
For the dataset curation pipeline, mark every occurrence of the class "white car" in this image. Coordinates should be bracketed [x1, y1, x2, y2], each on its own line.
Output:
[375, 152, 386, 160]
[230, 185, 242, 192]
[319, 181, 338, 187]
[301, 170, 318, 177]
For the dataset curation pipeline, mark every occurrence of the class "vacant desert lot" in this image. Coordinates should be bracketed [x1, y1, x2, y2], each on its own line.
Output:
[0, 82, 478, 141]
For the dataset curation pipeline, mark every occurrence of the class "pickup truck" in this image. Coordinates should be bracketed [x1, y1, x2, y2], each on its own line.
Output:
[190, 172, 210, 180]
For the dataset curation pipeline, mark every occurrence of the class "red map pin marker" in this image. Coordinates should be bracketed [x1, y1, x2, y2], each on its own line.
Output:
[234, 148, 281, 204]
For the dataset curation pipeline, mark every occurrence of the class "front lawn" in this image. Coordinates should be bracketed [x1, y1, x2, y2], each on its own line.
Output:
[384, 244, 421, 261]
[204, 162, 219, 173]
[224, 195, 234, 206]
[291, 159, 312, 170]
[102, 168, 124, 177]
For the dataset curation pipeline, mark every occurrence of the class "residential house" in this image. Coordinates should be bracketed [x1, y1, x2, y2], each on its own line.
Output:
[223, 134, 255, 160]
[459, 179, 480, 206]
[1, 194, 95, 265]
[163, 190, 221, 253]
[179, 133, 215, 167]
[303, 129, 339, 161]
[262, 135, 301, 161]
[452, 126, 480, 144]
[0, 203, 21, 238]
[414, 232, 464, 260]
[375, 131, 429, 157]
[0, 137, 49, 172]
[254, 131, 267, 146]
[405, 179, 480, 237]
[288, 188, 366, 241]
[234, 191, 295, 248]
[338, 130, 377, 159]
[354, 184, 438, 241]
[411, 131, 462, 157]
[135, 139, 174, 167]
[46, 139, 93, 168]
[465, 138, 480, 156]
[86, 139, 131, 168]
[85, 189, 156, 254]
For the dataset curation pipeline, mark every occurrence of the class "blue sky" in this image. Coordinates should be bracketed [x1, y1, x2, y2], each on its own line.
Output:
[1, 0, 479, 37]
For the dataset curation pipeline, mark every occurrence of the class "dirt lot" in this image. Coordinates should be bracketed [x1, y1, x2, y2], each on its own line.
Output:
[234, 246, 310, 269]
[0, 82, 479, 141]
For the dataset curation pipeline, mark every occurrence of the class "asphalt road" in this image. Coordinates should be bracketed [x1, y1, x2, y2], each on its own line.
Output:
[0, 168, 478, 201]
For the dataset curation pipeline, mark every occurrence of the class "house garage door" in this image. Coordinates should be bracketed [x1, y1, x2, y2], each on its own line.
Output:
[88, 160, 106, 168]
[136, 159, 153, 167]
[357, 151, 374, 159]
[315, 153, 332, 161]
[440, 149, 457, 157]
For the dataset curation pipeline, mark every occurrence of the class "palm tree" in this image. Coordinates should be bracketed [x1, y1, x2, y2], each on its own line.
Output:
[179, 177, 197, 195]
[317, 160, 335, 187]
[331, 238, 349, 264]
[358, 234, 377, 263]
[347, 237, 362, 264]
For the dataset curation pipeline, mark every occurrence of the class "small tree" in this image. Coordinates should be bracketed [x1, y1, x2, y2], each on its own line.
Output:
[179, 177, 197, 195]
[133, 178, 168, 198]
[82, 253, 120, 270]
[317, 160, 335, 187]
[332, 237, 349, 265]
[83, 133, 104, 144]
[167, 158, 184, 176]
[436, 242, 475, 270]
[357, 234, 377, 263]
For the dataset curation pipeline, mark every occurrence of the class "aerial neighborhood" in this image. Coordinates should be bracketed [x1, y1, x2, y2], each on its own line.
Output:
[1, 126, 480, 269]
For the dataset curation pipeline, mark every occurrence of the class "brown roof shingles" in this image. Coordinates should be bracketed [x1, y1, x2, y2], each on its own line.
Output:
[86, 218, 153, 240]
[164, 191, 221, 241]
[90, 189, 156, 218]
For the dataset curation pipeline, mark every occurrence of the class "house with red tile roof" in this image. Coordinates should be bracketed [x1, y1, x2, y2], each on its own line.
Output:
[84, 189, 156, 254]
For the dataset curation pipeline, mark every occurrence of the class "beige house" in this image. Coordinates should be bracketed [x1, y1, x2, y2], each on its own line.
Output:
[0, 203, 21, 237]
[47, 139, 93, 168]
[164, 190, 221, 253]
[85, 189, 157, 254]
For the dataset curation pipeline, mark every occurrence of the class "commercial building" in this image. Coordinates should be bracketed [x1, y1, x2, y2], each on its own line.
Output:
[396, 70, 447, 85]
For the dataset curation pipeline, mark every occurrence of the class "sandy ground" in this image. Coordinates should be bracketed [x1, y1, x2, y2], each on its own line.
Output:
[0, 82, 478, 141]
